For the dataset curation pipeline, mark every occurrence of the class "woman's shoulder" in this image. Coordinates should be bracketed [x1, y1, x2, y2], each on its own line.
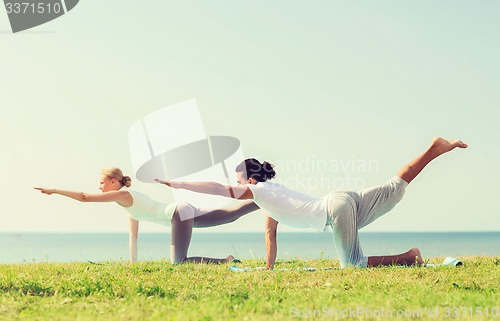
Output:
[107, 188, 133, 207]
[119, 187, 133, 195]
[121, 188, 152, 201]
[253, 181, 286, 191]
[261, 181, 284, 188]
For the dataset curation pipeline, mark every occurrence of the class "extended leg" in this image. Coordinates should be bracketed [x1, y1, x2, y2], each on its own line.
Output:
[367, 248, 424, 267]
[193, 200, 259, 228]
[397, 137, 467, 184]
[347, 138, 467, 267]
[181, 255, 236, 264]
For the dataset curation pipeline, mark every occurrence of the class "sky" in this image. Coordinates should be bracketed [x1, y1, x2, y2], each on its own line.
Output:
[1, 1, 499, 234]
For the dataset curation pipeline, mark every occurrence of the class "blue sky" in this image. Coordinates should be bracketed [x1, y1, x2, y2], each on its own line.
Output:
[1, 1, 498, 233]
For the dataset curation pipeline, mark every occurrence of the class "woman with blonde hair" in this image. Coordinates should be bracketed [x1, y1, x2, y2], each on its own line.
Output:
[35, 167, 258, 264]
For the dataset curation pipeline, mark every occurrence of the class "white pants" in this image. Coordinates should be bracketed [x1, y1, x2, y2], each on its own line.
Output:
[325, 176, 408, 268]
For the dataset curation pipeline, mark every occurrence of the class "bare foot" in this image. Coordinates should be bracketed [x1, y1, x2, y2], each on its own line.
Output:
[407, 248, 425, 266]
[431, 137, 468, 155]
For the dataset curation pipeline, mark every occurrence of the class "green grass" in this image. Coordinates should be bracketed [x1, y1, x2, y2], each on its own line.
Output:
[1, 257, 499, 320]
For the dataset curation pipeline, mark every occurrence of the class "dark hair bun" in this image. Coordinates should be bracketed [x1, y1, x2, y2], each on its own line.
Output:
[235, 158, 276, 182]
[261, 161, 276, 180]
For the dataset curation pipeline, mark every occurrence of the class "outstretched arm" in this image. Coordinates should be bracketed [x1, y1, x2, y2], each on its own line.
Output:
[265, 216, 278, 270]
[34, 187, 131, 205]
[155, 179, 253, 200]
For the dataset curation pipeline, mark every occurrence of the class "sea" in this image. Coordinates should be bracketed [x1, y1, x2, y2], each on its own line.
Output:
[1, 232, 499, 264]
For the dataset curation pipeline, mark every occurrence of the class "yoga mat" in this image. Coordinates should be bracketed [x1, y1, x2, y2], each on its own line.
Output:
[228, 257, 463, 272]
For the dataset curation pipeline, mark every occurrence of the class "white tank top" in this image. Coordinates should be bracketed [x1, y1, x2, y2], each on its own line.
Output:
[122, 188, 177, 226]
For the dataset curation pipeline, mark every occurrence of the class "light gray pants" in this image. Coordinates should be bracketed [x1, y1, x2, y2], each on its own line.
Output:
[325, 176, 408, 268]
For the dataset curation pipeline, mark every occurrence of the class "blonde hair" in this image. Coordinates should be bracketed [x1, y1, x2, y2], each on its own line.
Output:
[101, 167, 132, 188]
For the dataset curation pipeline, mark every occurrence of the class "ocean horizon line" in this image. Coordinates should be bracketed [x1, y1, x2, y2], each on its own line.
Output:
[1, 231, 499, 234]
[2, 231, 499, 263]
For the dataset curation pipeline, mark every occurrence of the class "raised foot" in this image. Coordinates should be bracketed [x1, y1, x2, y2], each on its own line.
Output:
[431, 137, 468, 154]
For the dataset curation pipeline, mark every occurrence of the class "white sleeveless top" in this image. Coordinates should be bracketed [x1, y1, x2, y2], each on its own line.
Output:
[122, 188, 177, 226]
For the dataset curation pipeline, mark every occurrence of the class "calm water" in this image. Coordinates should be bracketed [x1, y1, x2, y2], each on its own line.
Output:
[1, 232, 499, 264]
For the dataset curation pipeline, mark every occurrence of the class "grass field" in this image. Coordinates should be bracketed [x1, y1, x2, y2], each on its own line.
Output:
[1, 257, 498, 320]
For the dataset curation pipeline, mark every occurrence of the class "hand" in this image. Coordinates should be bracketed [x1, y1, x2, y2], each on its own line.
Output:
[154, 179, 179, 188]
[34, 187, 54, 195]
[154, 178, 168, 185]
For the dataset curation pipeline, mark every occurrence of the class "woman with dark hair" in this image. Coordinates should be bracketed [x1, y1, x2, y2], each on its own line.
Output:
[35, 167, 258, 264]
[156, 137, 468, 269]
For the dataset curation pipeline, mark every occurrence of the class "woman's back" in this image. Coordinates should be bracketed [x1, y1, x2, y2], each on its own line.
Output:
[123, 189, 177, 226]
[247, 181, 327, 229]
